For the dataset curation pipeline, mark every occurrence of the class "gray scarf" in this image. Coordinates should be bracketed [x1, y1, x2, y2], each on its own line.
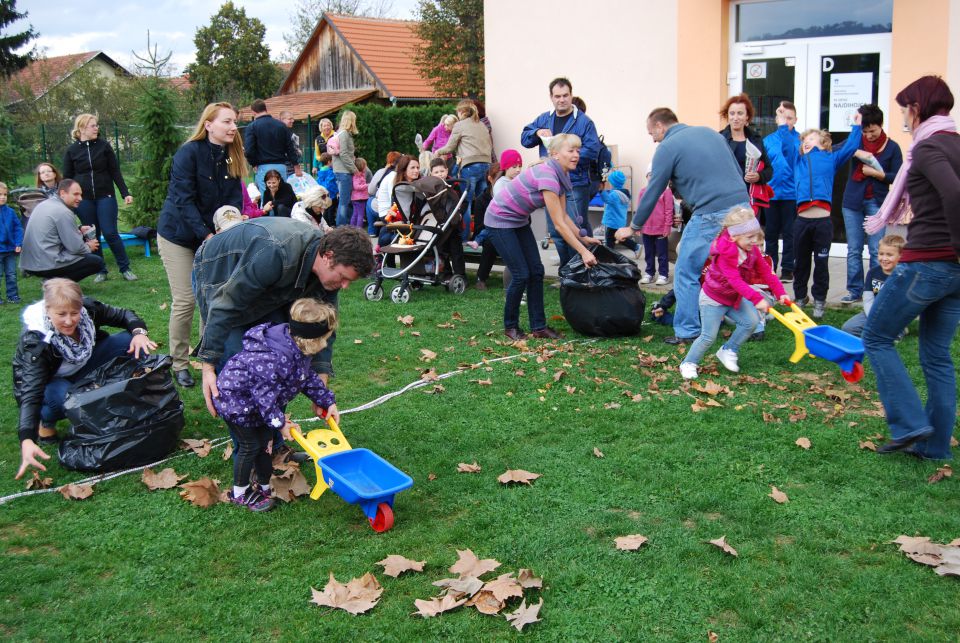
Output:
[47, 306, 96, 367]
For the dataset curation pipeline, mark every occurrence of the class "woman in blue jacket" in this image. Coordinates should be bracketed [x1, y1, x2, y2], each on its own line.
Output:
[840, 104, 903, 303]
[157, 102, 246, 387]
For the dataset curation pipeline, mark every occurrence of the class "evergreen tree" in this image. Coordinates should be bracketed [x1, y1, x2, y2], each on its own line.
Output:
[414, 0, 483, 99]
[0, 0, 35, 77]
[0, 106, 25, 184]
[129, 78, 181, 228]
[185, 2, 283, 105]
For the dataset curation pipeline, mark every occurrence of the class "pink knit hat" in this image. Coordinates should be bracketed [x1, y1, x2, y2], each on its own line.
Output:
[499, 149, 522, 169]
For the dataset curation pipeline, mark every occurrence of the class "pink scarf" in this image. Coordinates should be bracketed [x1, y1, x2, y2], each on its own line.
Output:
[864, 114, 957, 234]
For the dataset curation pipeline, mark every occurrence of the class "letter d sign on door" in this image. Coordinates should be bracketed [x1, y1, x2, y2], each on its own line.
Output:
[822, 57, 835, 72]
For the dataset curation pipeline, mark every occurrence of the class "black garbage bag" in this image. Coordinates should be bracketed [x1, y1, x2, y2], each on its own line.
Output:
[58, 354, 184, 472]
[559, 245, 646, 337]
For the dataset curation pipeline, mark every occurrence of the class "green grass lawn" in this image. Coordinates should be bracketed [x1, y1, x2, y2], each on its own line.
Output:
[1, 245, 958, 640]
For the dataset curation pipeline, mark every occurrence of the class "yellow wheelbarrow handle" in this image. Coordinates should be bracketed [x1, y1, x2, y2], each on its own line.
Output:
[767, 301, 817, 364]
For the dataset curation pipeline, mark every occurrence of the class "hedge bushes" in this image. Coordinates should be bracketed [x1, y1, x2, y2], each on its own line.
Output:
[346, 102, 455, 169]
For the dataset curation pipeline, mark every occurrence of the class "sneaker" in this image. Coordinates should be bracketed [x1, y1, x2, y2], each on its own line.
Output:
[679, 362, 698, 379]
[640, 274, 652, 284]
[795, 296, 810, 307]
[7, 296, 20, 303]
[230, 486, 275, 512]
[812, 300, 826, 319]
[715, 347, 740, 372]
[839, 293, 861, 304]
[779, 270, 794, 283]
[122, 270, 138, 281]
[94, 273, 107, 283]
[655, 275, 668, 286]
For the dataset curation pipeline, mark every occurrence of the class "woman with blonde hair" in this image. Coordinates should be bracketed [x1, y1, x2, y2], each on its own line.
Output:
[157, 102, 246, 388]
[331, 110, 360, 226]
[62, 113, 136, 282]
[436, 99, 494, 241]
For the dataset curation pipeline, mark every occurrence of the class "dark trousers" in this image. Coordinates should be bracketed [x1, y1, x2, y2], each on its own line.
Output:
[765, 199, 797, 272]
[77, 196, 130, 273]
[793, 216, 832, 302]
[28, 254, 105, 282]
[476, 240, 498, 283]
[642, 234, 669, 277]
[228, 420, 273, 488]
[487, 224, 546, 332]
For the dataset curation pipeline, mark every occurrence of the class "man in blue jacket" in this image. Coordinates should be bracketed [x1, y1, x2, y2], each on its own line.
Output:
[521, 77, 600, 266]
[616, 107, 749, 344]
[244, 99, 300, 195]
[763, 100, 800, 282]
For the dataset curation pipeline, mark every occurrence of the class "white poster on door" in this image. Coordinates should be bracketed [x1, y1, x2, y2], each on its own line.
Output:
[828, 72, 873, 132]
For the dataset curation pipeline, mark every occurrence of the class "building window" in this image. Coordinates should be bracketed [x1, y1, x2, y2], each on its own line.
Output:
[736, 0, 893, 42]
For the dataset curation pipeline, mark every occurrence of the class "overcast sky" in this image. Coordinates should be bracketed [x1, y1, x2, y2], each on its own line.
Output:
[14, 0, 420, 75]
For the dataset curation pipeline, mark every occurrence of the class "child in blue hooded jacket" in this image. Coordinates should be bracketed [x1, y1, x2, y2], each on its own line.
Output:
[601, 170, 639, 258]
[0, 182, 23, 303]
[776, 106, 862, 318]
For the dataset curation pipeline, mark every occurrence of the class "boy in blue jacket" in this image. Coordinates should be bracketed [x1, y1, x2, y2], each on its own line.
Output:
[0, 182, 23, 303]
[776, 106, 862, 318]
[763, 100, 800, 282]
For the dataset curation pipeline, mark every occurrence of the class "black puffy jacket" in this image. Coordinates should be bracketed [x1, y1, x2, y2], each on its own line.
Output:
[13, 297, 146, 443]
[62, 138, 130, 201]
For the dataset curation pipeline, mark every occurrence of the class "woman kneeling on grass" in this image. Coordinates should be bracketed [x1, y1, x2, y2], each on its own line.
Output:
[214, 299, 339, 512]
[12, 278, 157, 479]
[484, 134, 599, 341]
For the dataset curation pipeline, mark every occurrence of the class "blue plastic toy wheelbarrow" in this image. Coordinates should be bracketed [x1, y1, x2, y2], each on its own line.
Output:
[768, 300, 865, 383]
[290, 417, 413, 532]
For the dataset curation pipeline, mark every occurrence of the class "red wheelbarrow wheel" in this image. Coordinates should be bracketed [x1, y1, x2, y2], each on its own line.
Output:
[369, 502, 394, 532]
[841, 361, 864, 383]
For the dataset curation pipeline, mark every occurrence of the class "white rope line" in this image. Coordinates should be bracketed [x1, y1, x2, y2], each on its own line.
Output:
[0, 340, 587, 505]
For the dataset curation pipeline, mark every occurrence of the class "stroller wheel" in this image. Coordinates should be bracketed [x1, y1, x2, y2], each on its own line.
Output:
[540, 238, 550, 250]
[363, 282, 384, 301]
[447, 274, 467, 295]
[391, 285, 410, 304]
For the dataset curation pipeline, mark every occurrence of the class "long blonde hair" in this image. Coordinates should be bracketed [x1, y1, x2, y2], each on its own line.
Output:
[455, 100, 479, 122]
[338, 110, 359, 135]
[71, 113, 98, 141]
[188, 102, 248, 179]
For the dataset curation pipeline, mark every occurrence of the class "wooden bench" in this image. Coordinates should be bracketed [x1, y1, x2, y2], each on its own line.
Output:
[100, 233, 152, 258]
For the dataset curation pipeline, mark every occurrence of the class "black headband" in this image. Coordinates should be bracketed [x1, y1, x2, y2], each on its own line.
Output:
[289, 319, 330, 339]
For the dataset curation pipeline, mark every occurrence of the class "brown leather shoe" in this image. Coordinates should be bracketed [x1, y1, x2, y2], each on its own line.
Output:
[474, 280, 488, 291]
[504, 328, 527, 341]
[530, 327, 564, 340]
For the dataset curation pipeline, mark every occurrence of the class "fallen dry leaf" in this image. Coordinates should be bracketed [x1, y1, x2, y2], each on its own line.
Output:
[467, 590, 504, 614]
[222, 442, 233, 460]
[432, 576, 483, 597]
[482, 573, 524, 602]
[497, 469, 541, 485]
[505, 598, 543, 632]
[178, 478, 221, 508]
[428, 473, 437, 481]
[934, 563, 960, 577]
[26, 471, 53, 490]
[271, 467, 312, 502]
[692, 380, 730, 396]
[449, 549, 501, 579]
[892, 535, 942, 555]
[553, 369, 566, 382]
[181, 438, 212, 458]
[457, 462, 482, 473]
[708, 631, 719, 643]
[708, 536, 739, 557]
[768, 486, 789, 504]
[471, 378, 492, 386]
[928, 465, 953, 484]
[436, 322, 455, 329]
[691, 398, 723, 412]
[377, 555, 426, 578]
[59, 483, 94, 500]
[762, 411, 780, 424]
[419, 348, 437, 362]
[397, 314, 415, 327]
[425, 384, 445, 395]
[414, 593, 468, 617]
[142, 467, 187, 490]
[353, 338, 363, 344]
[310, 572, 382, 615]
[593, 447, 604, 459]
[604, 402, 621, 410]
[952, 437, 959, 448]
[615, 534, 649, 551]
[421, 368, 439, 382]
[452, 311, 465, 321]
[517, 568, 543, 589]
[159, 301, 168, 310]
[795, 437, 812, 450]
[859, 440, 878, 452]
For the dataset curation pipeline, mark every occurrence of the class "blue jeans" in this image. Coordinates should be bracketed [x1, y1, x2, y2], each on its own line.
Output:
[40, 332, 132, 426]
[683, 299, 760, 366]
[334, 172, 353, 226]
[487, 225, 546, 332]
[842, 199, 883, 297]
[673, 207, 739, 338]
[76, 196, 129, 273]
[546, 184, 590, 267]
[459, 162, 490, 242]
[254, 164, 287, 196]
[863, 261, 960, 459]
[0, 252, 19, 300]
[366, 196, 378, 235]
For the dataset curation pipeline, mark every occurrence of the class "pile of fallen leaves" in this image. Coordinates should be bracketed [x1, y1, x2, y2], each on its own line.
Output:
[891, 535, 960, 577]
[309, 549, 544, 631]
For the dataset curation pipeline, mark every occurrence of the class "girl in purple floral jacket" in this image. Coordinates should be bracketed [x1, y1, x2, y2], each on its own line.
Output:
[214, 299, 338, 512]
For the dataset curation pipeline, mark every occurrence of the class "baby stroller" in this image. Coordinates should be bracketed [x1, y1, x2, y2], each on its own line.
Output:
[10, 187, 48, 228]
[364, 176, 468, 304]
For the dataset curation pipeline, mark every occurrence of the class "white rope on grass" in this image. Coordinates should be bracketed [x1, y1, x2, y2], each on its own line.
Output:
[0, 340, 585, 506]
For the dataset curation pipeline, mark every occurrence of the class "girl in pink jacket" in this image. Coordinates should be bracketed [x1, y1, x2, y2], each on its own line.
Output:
[680, 206, 788, 380]
[350, 158, 369, 228]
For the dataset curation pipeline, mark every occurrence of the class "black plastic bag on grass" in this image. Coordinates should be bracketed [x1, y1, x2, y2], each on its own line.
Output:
[559, 245, 646, 337]
[58, 354, 184, 472]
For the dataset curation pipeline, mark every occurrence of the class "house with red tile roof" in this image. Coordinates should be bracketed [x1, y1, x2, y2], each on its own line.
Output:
[3, 51, 132, 108]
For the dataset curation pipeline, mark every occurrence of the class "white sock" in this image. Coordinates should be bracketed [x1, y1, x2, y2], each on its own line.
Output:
[233, 484, 249, 497]
[259, 484, 271, 495]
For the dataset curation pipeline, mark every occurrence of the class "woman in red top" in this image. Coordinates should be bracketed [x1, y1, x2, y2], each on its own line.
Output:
[862, 75, 960, 459]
